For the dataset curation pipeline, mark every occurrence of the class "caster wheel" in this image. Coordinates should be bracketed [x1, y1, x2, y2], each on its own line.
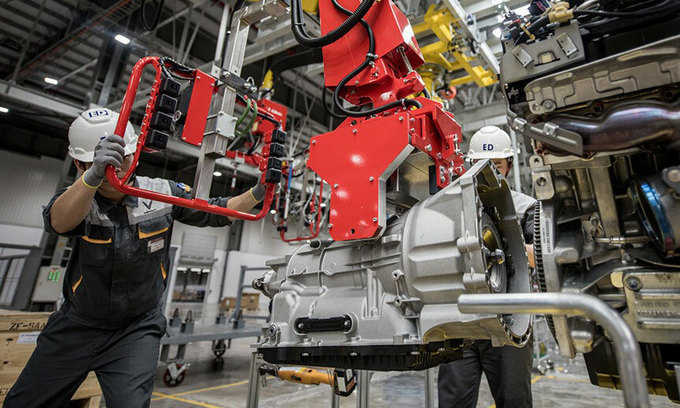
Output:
[163, 363, 186, 387]
[212, 339, 227, 357]
[212, 357, 225, 371]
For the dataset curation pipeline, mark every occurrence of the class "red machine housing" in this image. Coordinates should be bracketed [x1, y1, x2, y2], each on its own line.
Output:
[309, 0, 465, 241]
[180, 70, 217, 147]
[319, 0, 425, 107]
[308, 98, 463, 241]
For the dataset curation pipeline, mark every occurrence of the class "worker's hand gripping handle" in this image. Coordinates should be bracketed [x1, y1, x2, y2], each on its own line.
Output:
[105, 56, 275, 220]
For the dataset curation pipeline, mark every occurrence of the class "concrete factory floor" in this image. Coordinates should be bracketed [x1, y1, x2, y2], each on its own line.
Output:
[107, 336, 680, 408]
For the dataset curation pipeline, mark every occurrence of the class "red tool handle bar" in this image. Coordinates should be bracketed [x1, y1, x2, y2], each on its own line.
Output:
[280, 180, 325, 242]
[106, 56, 275, 220]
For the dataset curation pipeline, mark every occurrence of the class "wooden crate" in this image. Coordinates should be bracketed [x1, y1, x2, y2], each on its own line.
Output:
[0, 310, 102, 404]
[220, 293, 260, 312]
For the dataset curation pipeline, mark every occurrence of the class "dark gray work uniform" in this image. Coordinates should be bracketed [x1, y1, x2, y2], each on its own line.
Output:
[5, 176, 230, 408]
[438, 190, 537, 408]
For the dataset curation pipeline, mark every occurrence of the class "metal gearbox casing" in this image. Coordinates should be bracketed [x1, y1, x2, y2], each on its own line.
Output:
[255, 161, 531, 371]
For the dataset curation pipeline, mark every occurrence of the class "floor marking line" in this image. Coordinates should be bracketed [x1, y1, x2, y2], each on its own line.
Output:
[151, 379, 250, 401]
[152, 391, 223, 408]
[544, 375, 589, 383]
[171, 379, 250, 396]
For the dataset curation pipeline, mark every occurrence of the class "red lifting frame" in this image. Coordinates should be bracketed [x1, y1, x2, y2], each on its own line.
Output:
[106, 56, 275, 220]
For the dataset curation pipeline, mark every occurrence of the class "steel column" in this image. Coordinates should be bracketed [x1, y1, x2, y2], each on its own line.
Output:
[192, 6, 251, 200]
[425, 368, 436, 408]
[246, 352, 261, 408]
[356, 370, 371, 408]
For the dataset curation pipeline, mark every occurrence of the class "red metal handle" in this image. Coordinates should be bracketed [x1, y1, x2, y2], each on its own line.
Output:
[106, 56, 275, 220]
[280, 180, 325, 242]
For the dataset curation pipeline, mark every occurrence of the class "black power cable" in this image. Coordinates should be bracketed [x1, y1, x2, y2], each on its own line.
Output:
[328, 0, 421, 117]
[574, 0, 672, 17]
[516, 0, 674, 44]
[290, 0, 374, 48]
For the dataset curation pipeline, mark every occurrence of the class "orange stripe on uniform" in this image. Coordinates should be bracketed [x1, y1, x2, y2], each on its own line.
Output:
[82, 236, 112, 244]
[138, 227, 169, 239]
[161, 263, 167, 280]
[72, 275, 83, 293]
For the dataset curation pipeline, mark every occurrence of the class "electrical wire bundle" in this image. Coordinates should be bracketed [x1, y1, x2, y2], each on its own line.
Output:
[290, 0, 422, 118]
[235, 96, 258, 139]
[511, 0, 679, 45]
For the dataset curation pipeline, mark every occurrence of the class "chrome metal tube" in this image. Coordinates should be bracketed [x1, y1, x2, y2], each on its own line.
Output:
[458, 293, 649, 408]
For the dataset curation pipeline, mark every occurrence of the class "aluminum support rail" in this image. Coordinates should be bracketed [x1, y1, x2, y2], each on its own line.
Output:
[458, 293, 649, 408]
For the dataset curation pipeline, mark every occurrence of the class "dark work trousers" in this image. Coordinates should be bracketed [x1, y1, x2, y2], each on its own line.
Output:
[438, 339, 533, 408]
[4, 307, 166, 408]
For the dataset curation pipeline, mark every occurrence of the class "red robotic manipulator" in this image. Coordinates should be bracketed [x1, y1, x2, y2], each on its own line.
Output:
[104, 0, 465, 236]
[307, 0, 465, 241]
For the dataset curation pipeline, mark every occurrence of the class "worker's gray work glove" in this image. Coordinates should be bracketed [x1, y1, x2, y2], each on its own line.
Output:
[82, 134, 126, 188]
[249, 182, 266, 202]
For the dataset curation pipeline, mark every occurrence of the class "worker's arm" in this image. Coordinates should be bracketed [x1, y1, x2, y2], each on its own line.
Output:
[48, 179, 97, 234]
[169, 181, 263, 226]
[48, 135, 125, 234]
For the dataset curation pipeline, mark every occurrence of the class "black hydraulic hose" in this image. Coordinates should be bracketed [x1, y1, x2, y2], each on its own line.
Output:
[574, 0, 672, 17]
[269, 49, 323, 78]
[422, 87, 432, 99]
[329, 0, 422, 117]
[516, 0, 674, 44]
[322, 87, 346, 119]
[291, 0, 375, 48]
[332, 62, 422, 117]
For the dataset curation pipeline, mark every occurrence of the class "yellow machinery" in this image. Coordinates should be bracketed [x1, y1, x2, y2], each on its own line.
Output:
[259, 364, 357, 396]
[413, 5, 498, 97]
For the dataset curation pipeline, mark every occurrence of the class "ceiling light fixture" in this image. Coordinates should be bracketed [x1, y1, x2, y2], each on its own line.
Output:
[114, 34, 131, 45]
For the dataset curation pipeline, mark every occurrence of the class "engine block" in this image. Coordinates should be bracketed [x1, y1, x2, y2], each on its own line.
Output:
[502, 7, 680, 402]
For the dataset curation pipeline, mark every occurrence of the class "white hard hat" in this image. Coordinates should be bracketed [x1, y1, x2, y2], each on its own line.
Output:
[467, 126, 514, 160]
[68, 108, 138, 162]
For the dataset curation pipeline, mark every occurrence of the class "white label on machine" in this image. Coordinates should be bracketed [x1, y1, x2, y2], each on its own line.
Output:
[17, 331, 41, 344]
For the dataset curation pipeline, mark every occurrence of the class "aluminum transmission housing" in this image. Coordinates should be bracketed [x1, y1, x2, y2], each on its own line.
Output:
[254, 161, 531, 371]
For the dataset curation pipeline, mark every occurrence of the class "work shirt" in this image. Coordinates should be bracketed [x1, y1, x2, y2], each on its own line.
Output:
[43, 176, 231, 329]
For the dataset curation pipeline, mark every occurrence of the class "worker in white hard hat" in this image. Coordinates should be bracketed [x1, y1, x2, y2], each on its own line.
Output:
[438, 125, 536, 408]
[6, 108, 267, 408]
